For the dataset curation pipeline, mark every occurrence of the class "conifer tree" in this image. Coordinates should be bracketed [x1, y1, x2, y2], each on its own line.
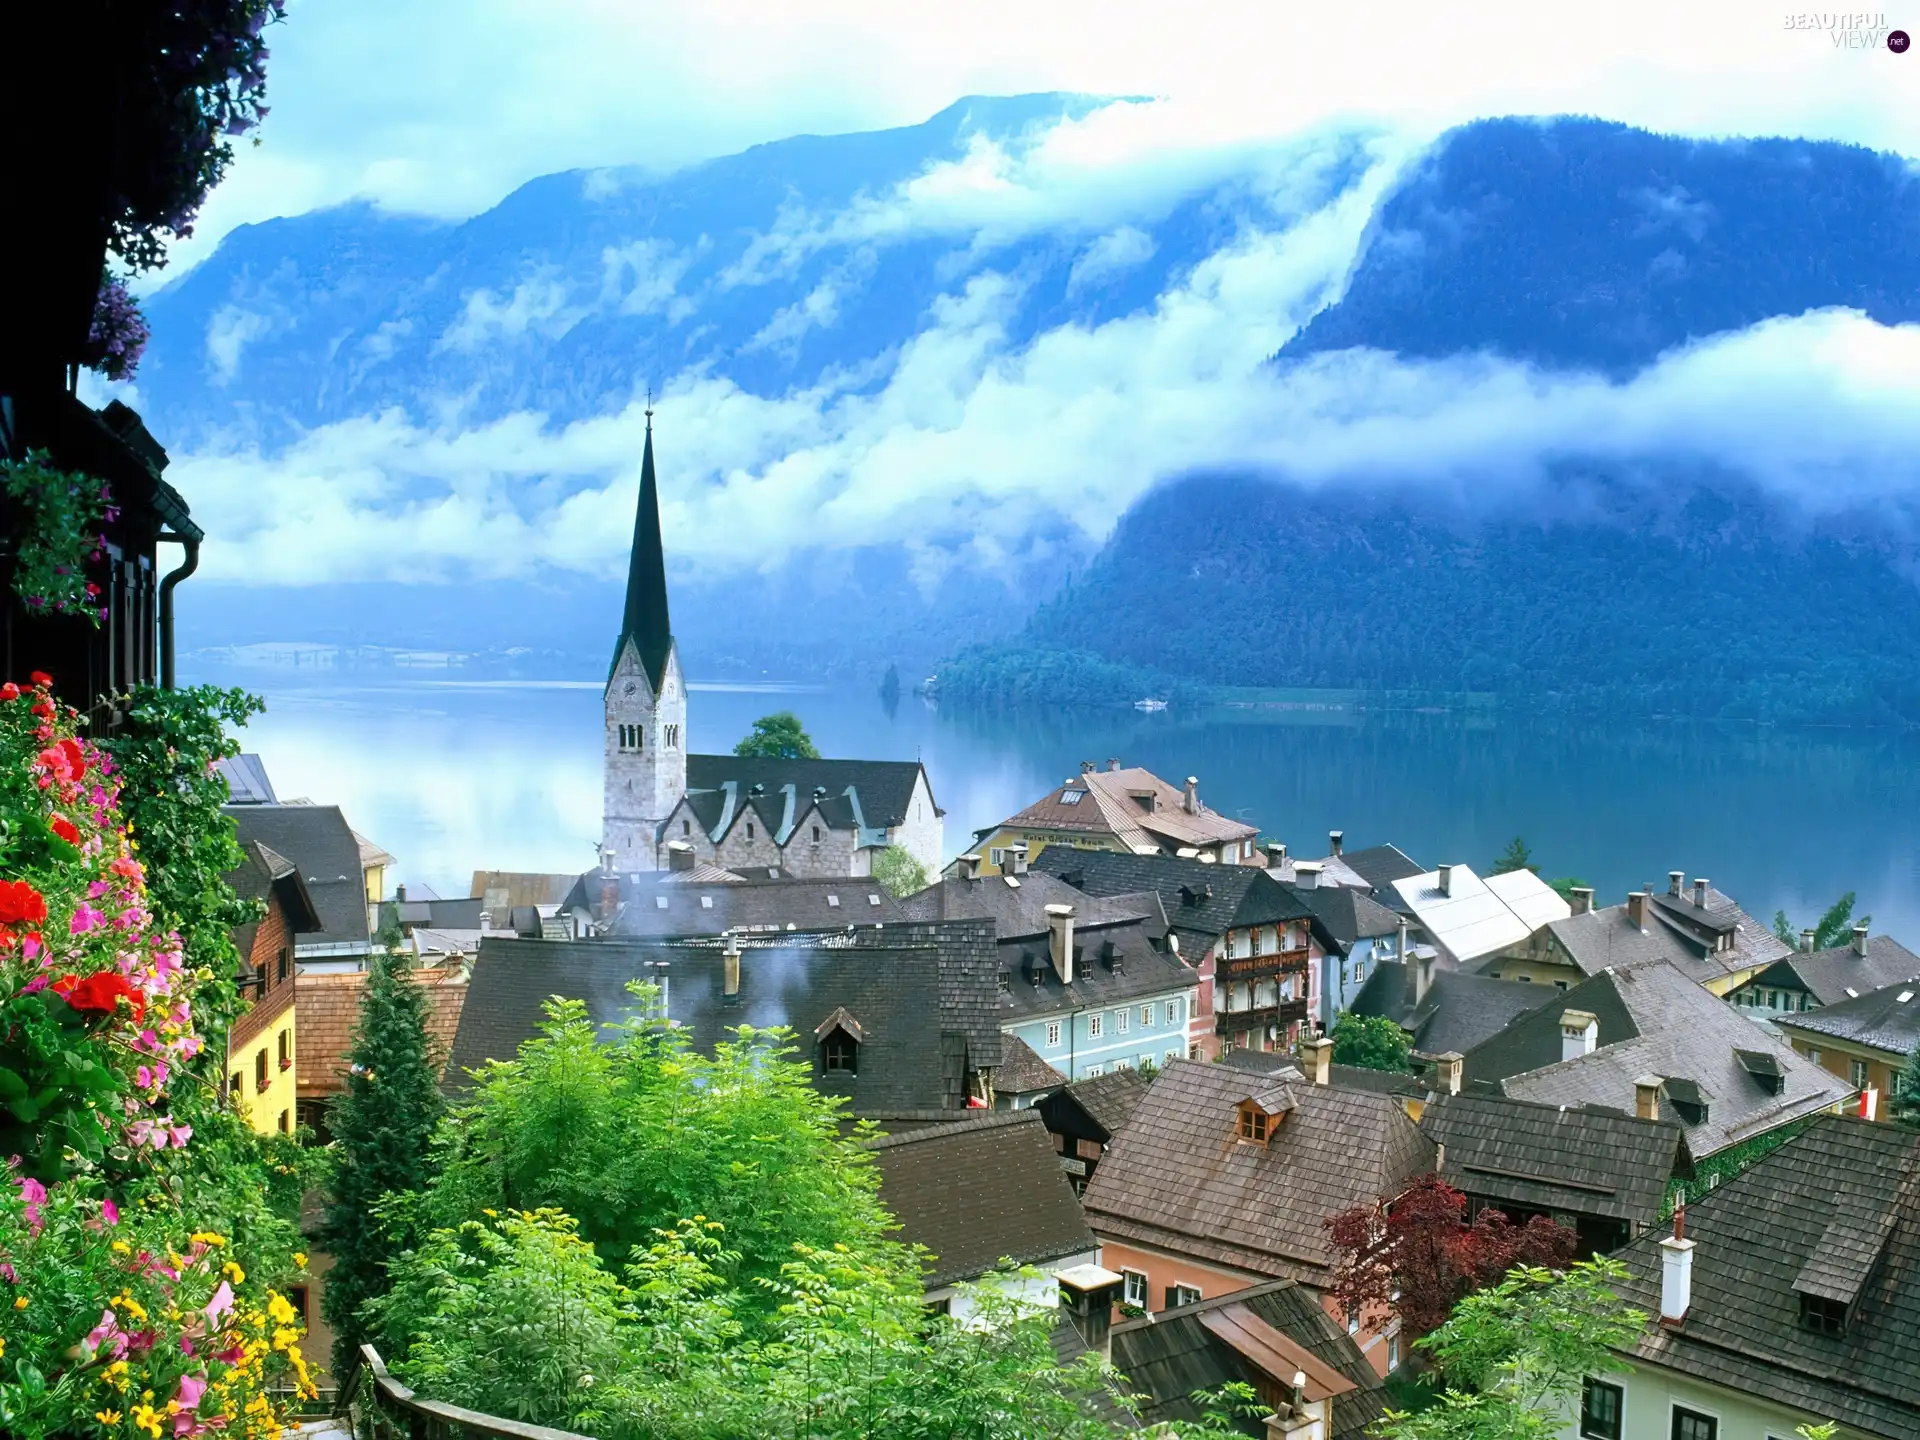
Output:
[1894, 1042, 1920, 1129]
[320, 937, 444, 1380]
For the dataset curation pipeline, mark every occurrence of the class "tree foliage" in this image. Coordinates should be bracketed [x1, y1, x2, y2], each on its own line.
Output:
[1330, 1012, 1413, 1073]
[871, 845, 929, 898]
[320, 947, 445, 1378]
[733, 711, 821, 759]
[1489, 838, 1535, 875]
[1325, 1174, 1578, 1343]
[1771, 891, 1869, 951]
[1377, 1259, 1645, 1440]
[1894, 1043, 1920, 1129]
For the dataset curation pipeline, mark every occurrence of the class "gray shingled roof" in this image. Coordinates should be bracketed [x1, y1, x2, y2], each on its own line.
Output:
[1547, 885, 1789, 988]
[607, 874, 907, 938]
[901, 870, 1165, 937]
[996, 917, 1198, 1023]
[1775, 975, 1920, 1059]
[1756, 936, 1920, 1008]
[997, 1034, 1069, 1095]
[1611, 1117, 1920, 1440]
[1082, 1059, 1436, 1286]
[1419, 1091, 1689, 1229]
[1488, 962, 1854, 1157]
[868, 1110, 1094, 1288]
[1110, 1280, 1387, 1440]
[225, 804, 371, 952]
[1061, 1066, 1152, 1136]
[684, 754, 933, 831]
[1032, 849, 1311, 950]
[1298, 885, 1404, 952]
[443, 922, 1004, 1114]
[1351, 960, 1552, 1058]
[1335, 844, 1424, 892]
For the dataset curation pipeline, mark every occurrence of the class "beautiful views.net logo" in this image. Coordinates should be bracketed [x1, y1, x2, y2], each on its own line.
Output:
[1782, 13, 1911, 47]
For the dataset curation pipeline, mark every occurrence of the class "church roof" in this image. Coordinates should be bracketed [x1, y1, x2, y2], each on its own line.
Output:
[672, 755, 935, 847]
[610, 414, 674, 692]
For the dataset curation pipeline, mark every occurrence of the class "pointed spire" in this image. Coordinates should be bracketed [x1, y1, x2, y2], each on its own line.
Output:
[611, 400, 673, 690]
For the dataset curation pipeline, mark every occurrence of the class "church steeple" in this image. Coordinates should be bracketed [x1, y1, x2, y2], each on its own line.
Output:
[611, 405, 674, 690]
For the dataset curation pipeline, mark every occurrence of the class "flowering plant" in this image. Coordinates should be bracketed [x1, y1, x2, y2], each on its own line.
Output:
[0, 455, 111, 628]
[82, 277, 150, 384]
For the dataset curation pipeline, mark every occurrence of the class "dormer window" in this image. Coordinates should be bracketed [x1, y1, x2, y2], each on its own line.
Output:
[822, 1029, 858, 1073]
[1234, 1085, 1293, 1145]
[1800, 1293, 1848, 1336]
[1238, 1105, 1270, 1143]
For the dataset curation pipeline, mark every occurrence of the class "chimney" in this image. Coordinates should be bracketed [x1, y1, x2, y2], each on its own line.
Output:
[1107, 757, 1121, 772]
[1262, 1371, 1330, 1440]
[597, 873, 620, 924]
[1303, 1036, 1333, 1086]
[1183, 777, 1199, 815]
[1046, 904, 1077, 985]
[1659, 1211, 1694, 1326]
[1293, 861, 1323, 891]
[1669, 871, 1685, 898]
[1635, 1074, 1664, 1121]
[1559, 1009, 1599, 1062]
[1265, 841, 1288, 870]
[1395, 917, 1410, 963]
[1412, 948, 1435, 1009]
[667, 841, 695, 873]
[1008, 843, 1029, 876]
[956, 853, 982, 880]
[1801, 927, 1816, 953]
[1054, 1264, 1124, 1362]
[1328, 830, 1344, 857]
[1852, 922, 1870, 958]
[722, 932, 741, 1005]
[1626, 891, 1649, 929]
[396, 883, 407, 903]
[1436, 864, 1453, 897]
[1081, 760, 1096, 774]
[1434, 1051, 1463, 1095]
[1569, 886, 1594, 916]
[1693, 878, 1709, 909]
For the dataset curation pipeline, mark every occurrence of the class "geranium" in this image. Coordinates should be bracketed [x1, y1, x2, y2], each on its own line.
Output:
[52, 970, 146, 1023]
[0, 881, 47, 927]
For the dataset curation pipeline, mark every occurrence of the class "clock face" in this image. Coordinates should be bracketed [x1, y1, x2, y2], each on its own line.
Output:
[624, 682, 637, 696]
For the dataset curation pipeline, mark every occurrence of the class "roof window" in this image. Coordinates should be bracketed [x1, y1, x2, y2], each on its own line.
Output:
[654, 896, 669, 910]
[827, 894, 840, 907]
[700, 895, 714, 909]
[1059, 789, 1084, 805]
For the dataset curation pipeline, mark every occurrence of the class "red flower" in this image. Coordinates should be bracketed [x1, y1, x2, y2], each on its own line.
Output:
[60, 738, 86, 779]
[0, 882, 48, 927]
[28, 672, 51, 688]
[0, 684, 17, 701]
[52, 971, 144, 1022]
[49, 816, 81, 846]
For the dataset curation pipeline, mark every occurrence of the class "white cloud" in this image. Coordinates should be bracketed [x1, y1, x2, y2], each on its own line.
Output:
[599, 239, 696, 316]
[205, 306, 273, 384]
[1068, 226, 1156, 295]
[436, 270, 585, 352]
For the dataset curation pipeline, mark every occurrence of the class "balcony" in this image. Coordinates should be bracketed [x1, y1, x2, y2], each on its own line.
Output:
[1214, 998, 1309, 1035]
[1219, 947, 1311, 979]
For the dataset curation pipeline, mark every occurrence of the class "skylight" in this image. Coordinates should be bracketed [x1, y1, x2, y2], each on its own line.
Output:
[654, 896, 668, 909]
[1899, 991, 1914, 1004]
[700, 895, 714, 909]
[1058, 790, 1083, 805]
[827, 894, 840, 907]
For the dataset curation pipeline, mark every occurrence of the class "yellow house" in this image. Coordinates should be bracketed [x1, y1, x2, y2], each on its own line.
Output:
[963, 763, 1261, 877]
[355, 829, 395, 934]
[225, 839, 323, 1136]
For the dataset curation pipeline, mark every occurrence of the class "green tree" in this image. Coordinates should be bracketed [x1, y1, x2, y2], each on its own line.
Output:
[321, 947, 445, 1378]
[1378, 1259, 1646, 1440]
[1330, 1013, 1413, 1073]
[1546, 876, 1589, 905]
[1771, 892, 1869, 951]
[733, 711, 821, 759]
[1489, 837, 1536, 875]
[1893, 1042, 1920, 1128]
[871, 845, 930, 897]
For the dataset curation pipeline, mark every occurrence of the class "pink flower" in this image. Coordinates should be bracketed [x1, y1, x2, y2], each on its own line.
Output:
[18, 1176, 45, 1233]
[168, 1123, 193, 1148]
[134, 1063, 169, 1091]
[102, 1197, 119, 1225]
[203, 1281, 233, 1326]
[21, 974, 48, 995]
[82, 1308, 129, 1361]
[176, 1373, 207, 1410]
[69, 902, 105, 935]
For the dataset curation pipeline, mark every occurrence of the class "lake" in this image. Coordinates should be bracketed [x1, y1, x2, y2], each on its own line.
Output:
[182, 661, 1920, 947]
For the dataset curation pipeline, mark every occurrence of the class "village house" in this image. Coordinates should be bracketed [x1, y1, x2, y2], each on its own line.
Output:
[1296, 885, 1413, 1024]
[1108, 1279, 1389, 1440]
[1032, 848, 1334, 1061]
[1034, 1066, 1151, 1195]
[471, 869, 598, 940]
[1349, 952, 1551, 1064]
[969, 760, 1260, 877]
[1265, 832, 1424, 900]
[1081, 1051, 1436, 1376]
[866, 1109, 1098, 1322]
[1773, 974, 1920, 1121]
[223, 839, 321, 1137]
[1391, 863, 1574, 981]
[1566, 1117, 1920, 1440]
[442, 922, 1005, 1113]
[293, 964, 470, 1142]
[994, 1035, 1069, 1107]
[598, 415, 943, 877]
[1541, 873, 1790, 998]
[1460, 958, 1853, 1160]
[225, 801, 390, 971]
[1727, 924, 1920, 1020]
[904, 866, 1195, 1080]
[1417, 1085, 1691, 1256]
[599, 852, 909, 938]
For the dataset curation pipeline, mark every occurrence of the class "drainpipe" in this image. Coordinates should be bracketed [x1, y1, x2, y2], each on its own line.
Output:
[157, 533, 199, 689]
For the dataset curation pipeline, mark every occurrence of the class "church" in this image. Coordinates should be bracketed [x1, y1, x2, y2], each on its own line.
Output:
[601, 416, 945, 879]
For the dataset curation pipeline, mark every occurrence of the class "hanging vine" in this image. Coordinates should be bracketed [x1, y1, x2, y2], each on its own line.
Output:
[0, 452, 111, 627]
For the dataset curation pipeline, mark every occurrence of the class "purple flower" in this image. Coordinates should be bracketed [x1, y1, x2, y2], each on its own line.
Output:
[83, 275, 149, 383]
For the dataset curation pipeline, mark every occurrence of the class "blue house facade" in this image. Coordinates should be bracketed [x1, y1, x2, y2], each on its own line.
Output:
[1005, 985, 1195, 1081]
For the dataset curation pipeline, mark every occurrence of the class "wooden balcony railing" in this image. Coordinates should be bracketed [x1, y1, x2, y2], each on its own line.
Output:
[337, 1343, 595, 1440]
[1220, 947, 1311, 978]
[1214, 998, 1309, 1035]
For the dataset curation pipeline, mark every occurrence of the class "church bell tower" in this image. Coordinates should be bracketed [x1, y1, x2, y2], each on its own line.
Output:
[602, 406, 686, 872]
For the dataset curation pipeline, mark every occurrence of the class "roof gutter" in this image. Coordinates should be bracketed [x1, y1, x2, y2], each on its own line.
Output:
[157, 531, 201, 690]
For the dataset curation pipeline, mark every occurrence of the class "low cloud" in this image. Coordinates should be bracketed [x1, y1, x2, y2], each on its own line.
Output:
[436, 269, 586, 352]
[205, 306, 273, 385]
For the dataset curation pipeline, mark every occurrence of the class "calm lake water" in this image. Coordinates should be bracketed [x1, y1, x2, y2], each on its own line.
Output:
[182, 662, 1920, 946]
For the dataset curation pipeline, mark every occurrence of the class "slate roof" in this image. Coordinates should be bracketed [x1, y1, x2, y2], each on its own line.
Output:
[216, 753, 279, 804]
[1297, 885, 1404, 952]
[610, 415, 674, 691]
[1110, 1280, 1386, 1440]
[996, 917, 1197, 1022]
[1335, 844, 1424, 892]
[605, 873, 907, 938]
[1033, 849, 1313, 952]
[295, 966, 469, 1096]
[377, 895, 484, 934]
[867, 1109, 1094, 1288]
[1351, 960, 1552, 1058]
[900, 870, 1166, 937]
[1610, 1117, 1920, 1440]
[1547, 884, 1790, 988]
[1215, 1049, 1426, 1098]
[226, 840, 322, 960]
[997, 1034, 1069, 1095]
[1753, 935, 1920, 1008]
[225, 805, 372, 952]
[1392, 864, 1569, 967]
[1082, 1059, 1436, 1286]
[684, 754, 932, 833]
[1419, 1091, 1689, 1228]
[1060, 1066, 1151, 1137]
[1480, 961, 1854, 1157]
[990, 767, 1258, 855]
[442, 922, 1005, 1115]
[470, 871, 584, 910]
[1775, 975, 1920, 1059]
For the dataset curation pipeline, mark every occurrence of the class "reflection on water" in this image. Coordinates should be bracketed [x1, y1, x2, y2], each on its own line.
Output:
[186, 664, 1920, 946]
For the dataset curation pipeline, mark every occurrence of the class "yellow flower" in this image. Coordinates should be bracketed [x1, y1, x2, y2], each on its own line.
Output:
[95, 1410, 123, 1425]
[132, 1403, 165, 1438]
[0, 1337, 6, 1357]
[267, 1293, 297, 1325]
[291, 1252, 307, 1270]
[112, 1239, 131, 1254]
[190, 1231, 227, 1247]
[223, 1261, 246, 1283]
[12, 1295, 26, 1310]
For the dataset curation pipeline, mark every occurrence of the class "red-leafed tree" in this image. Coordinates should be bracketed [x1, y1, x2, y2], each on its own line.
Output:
[1323, 1173, 1578, 1344]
